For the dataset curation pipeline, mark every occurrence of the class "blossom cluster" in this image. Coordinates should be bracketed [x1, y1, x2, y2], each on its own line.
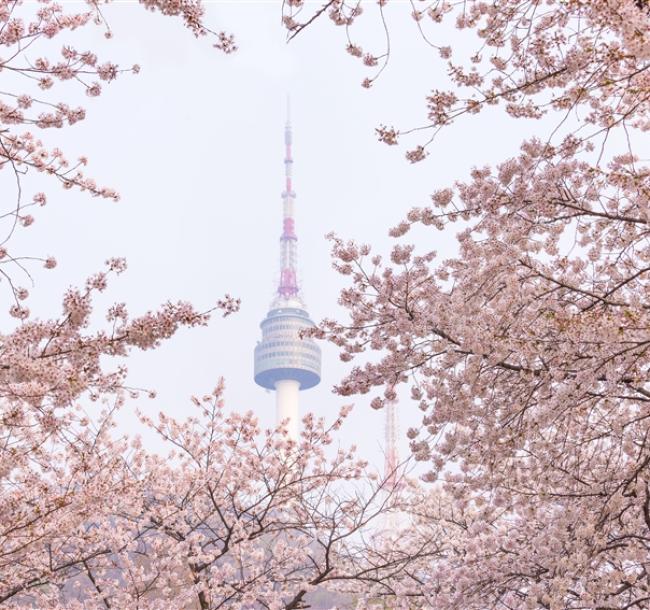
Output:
[289, 1, 650, 608]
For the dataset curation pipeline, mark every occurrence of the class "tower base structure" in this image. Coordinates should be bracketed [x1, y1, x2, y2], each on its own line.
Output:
[275, 379, 300, 440]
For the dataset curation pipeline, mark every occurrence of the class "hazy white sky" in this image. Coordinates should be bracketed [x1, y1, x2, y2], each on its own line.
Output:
[3, 2, 557, 469]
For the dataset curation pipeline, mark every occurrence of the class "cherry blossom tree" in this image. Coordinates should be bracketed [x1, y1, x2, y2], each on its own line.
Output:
[0, 1, 235, 606]
[283, 0, 650, 155]
[0, 4, 441, 609]
[284, 1, 650, 608]
[0, 259, 245, 603]
[0, 0, 235, 297]
[2, 384, 440, 609]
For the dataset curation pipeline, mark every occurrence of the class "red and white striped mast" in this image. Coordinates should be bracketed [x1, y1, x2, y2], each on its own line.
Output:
[382, 395, 401, 533]
[385, 398, 398, 486]
[277, 98, 300, 302]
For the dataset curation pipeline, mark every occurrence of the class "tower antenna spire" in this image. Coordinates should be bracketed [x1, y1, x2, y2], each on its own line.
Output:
[278, 96, 299, 300]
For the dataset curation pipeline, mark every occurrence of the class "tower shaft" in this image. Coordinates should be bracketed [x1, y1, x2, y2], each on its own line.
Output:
[275, 379, 300, 440]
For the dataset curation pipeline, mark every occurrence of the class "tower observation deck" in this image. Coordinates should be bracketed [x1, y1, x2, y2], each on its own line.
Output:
[254, 107, 321, 440]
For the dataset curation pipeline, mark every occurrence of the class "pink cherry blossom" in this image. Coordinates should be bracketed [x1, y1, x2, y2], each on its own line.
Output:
[289, 2, 650, 608]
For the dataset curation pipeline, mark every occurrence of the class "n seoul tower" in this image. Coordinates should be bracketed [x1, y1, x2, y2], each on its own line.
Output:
[254, 107, 321, 441]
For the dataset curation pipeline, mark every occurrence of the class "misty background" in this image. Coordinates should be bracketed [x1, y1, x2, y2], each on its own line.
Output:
[0, 1, 557, 470]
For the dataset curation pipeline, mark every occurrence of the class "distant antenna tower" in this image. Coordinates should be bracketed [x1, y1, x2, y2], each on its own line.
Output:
[380, 396, 402, 535]
[384, 398, 399, 485]
[253, 103, 322, 441]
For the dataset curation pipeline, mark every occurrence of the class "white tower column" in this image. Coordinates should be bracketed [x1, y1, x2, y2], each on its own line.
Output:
[275, 379, 300, 441]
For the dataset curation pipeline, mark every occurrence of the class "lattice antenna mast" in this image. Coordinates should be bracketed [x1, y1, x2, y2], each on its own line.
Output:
[385, 399, 399, 485]
[277, 100, 300, 302]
